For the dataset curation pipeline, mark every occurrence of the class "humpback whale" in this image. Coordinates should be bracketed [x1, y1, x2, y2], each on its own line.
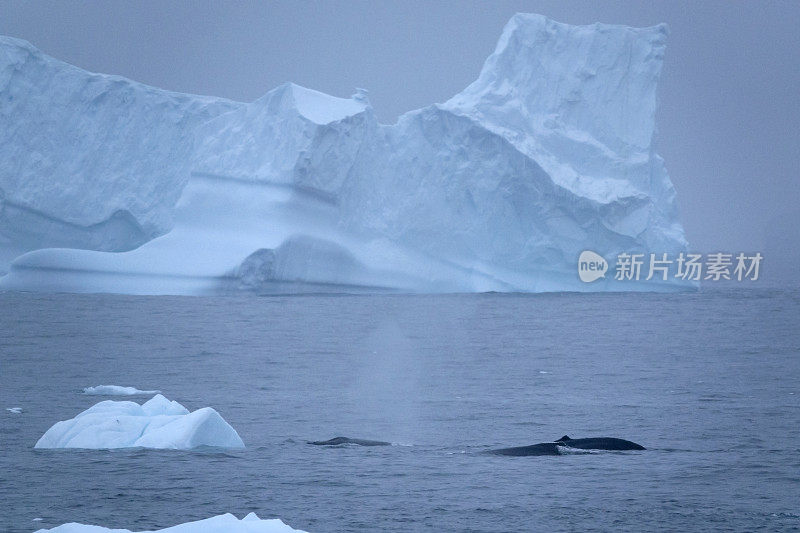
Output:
[488, 435, 645, 456]
[556, 435, 645, 450]
[555, 435, 645, 450]
[308, 437, 391, 446]
[487, 442, 561, 456]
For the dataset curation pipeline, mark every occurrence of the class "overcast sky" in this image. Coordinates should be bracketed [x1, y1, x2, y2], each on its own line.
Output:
[2, 1, 798, 280]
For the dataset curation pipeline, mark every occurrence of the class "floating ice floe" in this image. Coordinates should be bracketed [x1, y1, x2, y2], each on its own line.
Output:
[33, 512, 306, 533]
[83, 385, 161, 396]
[34, 394, 244, 449]
[6, 407, 22, 413]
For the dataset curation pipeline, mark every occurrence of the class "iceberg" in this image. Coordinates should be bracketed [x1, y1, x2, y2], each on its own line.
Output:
[34, 513, 307, 533]
[34, 394, 244, 449]
[82, 385, 161, 396]
[0, 14, 690, 293]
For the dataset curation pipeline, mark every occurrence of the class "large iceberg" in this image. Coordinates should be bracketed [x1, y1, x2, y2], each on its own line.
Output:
[34, 513, 307, 533]
[35, 394, 245, 449]
[0, 14, 690, 293]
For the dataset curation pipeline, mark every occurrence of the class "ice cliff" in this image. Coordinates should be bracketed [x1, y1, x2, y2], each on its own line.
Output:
[0, 36, 240, 267]
[0, 14, 690, 293]
[34, 394, 245, 449]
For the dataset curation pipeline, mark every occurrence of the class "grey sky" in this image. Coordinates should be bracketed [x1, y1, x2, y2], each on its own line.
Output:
[2, 1, 798, 280]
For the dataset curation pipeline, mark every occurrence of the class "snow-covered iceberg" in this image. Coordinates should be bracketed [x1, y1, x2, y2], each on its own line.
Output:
[34, 394, 244, 449]
[34, 513, 307, 533]
[0, 14, 690, 293]
[83, 385, 161, 396]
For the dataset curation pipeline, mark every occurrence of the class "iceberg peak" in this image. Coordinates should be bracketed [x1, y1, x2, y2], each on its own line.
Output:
[269, 82, 369, 124]
[141, 394, 190, 416]
[445, 12, 668, 152]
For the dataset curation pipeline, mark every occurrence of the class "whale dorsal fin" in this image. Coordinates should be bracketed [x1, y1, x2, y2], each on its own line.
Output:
[558, 435, 571, 441]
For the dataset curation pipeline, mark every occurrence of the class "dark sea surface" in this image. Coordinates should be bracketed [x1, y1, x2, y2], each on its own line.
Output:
[1, 289, 799, 532]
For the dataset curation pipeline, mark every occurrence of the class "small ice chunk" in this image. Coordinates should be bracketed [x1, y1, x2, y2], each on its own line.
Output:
[35, 394, 244, 449]
[83, 385, 161, 396]
[6, 407, 22, 414]
[33, 513, 307, 532]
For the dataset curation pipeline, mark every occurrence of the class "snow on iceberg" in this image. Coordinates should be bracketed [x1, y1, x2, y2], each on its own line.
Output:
[0, 14, 691, 293]
[82, 385, 161, 396]
[34, 394, 244, 449]
[34, 512, 307, 533]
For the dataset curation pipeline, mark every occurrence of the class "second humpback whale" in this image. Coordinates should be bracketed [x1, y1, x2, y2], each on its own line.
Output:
[555, 435, 645, 450]
[488, 435, 645, 456]
[308, 437, 391, 446]
[488, 442, 561, 456]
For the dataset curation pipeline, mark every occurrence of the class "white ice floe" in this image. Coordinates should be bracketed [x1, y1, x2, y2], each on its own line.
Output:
[6, 407, 22, 413]
[33, 512, 306, 533]
[34, 394, 244, 449]
[82, 385, 161, 396]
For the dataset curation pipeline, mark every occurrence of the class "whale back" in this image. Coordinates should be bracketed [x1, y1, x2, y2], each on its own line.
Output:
[308, 436, 390, 446]
[488, 442, 561, 456]
[556, 436, 645, 450]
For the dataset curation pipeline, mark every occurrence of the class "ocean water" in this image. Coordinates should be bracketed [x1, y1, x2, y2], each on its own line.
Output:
[1, 289, 798, 532]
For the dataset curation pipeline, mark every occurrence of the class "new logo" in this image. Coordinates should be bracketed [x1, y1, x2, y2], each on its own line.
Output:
[578, 250, 608, 283]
